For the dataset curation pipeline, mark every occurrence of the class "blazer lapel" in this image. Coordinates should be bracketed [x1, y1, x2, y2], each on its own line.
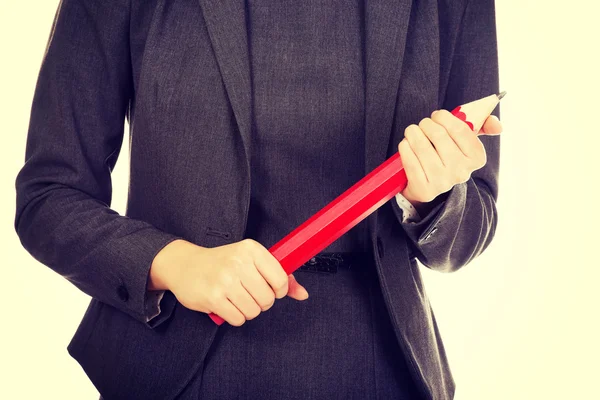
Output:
[364, 0, 413, 175]
[198, 0, 413, 230]
[197, 0, 253, 174]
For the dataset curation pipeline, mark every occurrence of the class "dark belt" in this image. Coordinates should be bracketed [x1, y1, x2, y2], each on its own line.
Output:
[297, 251, 372, 274]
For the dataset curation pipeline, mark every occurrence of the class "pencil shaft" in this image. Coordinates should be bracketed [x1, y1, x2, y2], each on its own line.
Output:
[209, 93, 503, 325]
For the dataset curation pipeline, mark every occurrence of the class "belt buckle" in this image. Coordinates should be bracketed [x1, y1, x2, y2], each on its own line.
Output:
[299, 253, 344, 274]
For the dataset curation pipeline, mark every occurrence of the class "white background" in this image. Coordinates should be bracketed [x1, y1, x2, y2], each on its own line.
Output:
[1, 1, 598, 399]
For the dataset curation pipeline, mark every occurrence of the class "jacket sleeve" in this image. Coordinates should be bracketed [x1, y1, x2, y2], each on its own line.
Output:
[390, 0, 501, 273]
[14, 0, 184, 328]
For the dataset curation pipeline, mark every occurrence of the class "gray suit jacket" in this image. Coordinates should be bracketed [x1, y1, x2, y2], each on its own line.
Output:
[14, 0, 500, 399]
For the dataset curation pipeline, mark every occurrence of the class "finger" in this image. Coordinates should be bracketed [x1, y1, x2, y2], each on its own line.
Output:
[418, 117, 464, 168]
[480, 115, 503, 136]
[227, 281, 263, 320]
[251, 243, 289, 299]
[286, 274, 309, 301]
[239, 265, 276, 311]
[405, 123, 444, 183]
[210, 296, 246, 327]
[431, 109, 482, 159]
[398, 138, 427, 185]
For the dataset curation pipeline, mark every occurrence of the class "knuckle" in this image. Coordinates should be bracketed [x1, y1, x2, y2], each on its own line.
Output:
[452, 119, 469, 133]
[260, 290, 276, 309]
[218, 271, 237, 288]
[262, 296, 276, 311]
[196, 299, 212, 313]
[204, 296, 218, 310]
[404, 124, 418, 140]
[260, 288, 275, 310]
[249, 306, 262, 320]
[410, 134, 427, 150]
[276, 269, 289, 285]
[417, 120, 430, 135]
[460, 123, 472, 135]
[438, 109, 452, 118]
[246, 239, 265, 253]
[207, 288, 225, 304]
[419, 118, 445, 138]
[227, 255, 244, 271]
[274, 277, 288, 293]
[430, 127, 446, 141]
[226, 253, 247, 271]
[407, 123, 419, 132]
[242, 238, 258, 249]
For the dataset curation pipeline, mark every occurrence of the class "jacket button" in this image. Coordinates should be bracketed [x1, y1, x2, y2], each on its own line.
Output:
[117, 285, 129, 302]
[376, 236, 385, 259]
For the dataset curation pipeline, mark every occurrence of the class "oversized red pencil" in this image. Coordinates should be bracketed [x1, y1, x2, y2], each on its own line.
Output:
[209, 92, 505, 325]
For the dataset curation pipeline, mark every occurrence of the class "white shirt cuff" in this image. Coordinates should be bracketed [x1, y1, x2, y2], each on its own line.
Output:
[144, 290, 166, 322]
[395, 192, 422, 223]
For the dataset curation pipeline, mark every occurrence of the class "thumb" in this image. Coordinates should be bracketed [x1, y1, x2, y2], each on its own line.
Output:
[287, 274, 309, 300]
[479, 115, 503, 136]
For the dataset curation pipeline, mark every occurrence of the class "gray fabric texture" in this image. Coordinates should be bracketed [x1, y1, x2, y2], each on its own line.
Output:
[174, 1, 419, 398]
[244, 0, 369, 254]
[14, 0, 500, 399]
[178, 260, 422, 400]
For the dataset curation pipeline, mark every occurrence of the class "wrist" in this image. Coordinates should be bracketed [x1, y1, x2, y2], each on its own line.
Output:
[400, 190, 425, 214]
[401, 190, 437, 217]
[148, 239, 199, 291]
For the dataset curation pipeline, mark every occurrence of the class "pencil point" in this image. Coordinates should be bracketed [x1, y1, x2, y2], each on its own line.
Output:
[497, 91, 507, 100]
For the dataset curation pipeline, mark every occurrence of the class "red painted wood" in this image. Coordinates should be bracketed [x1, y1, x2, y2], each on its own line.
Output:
[209, 103, 483, 325]
[451, 106, 474, 130]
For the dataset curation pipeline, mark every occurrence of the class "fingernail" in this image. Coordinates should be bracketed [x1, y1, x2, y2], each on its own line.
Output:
[300, 287, 309, 299]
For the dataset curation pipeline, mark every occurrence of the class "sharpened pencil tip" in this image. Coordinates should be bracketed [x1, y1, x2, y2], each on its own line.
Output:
[497, 91, 507, 100]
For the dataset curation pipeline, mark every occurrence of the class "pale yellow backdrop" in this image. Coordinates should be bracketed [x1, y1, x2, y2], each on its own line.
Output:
[1, 1, 598, 399]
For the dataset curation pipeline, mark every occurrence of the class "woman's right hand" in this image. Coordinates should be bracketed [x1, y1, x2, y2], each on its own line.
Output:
[148, 238, 309, 326]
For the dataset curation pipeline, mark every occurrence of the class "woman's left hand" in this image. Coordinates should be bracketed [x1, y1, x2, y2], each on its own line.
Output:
[397, 109, 503, 210]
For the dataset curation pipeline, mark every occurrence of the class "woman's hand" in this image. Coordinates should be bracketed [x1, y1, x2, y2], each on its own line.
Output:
[149, 239, 309, 327]
[397, 109, 503, 212]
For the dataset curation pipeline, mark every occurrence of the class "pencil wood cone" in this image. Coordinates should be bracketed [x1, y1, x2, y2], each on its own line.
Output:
[451, 91, 505, 134]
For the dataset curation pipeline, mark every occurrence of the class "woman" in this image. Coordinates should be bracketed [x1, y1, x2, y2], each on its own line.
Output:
[15, 0, 502, 399]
